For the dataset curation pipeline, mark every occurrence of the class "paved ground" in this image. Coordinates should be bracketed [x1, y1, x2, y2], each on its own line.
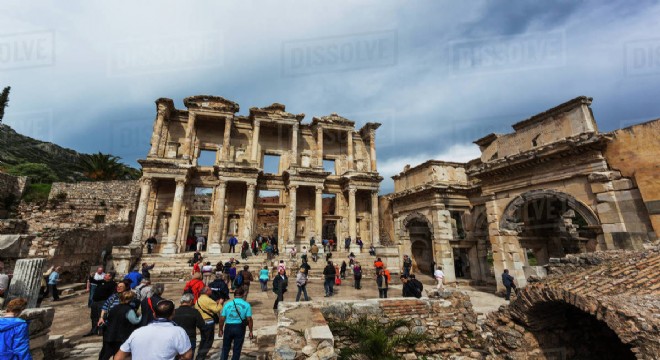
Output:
[46, 275, 506, 359]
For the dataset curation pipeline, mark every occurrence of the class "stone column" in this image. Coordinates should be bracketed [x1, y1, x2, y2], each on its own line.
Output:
[347, 131, 354, 170]
[131, 177, 153, 247]
[148, 109, 166, 157]
[369, 129, 377, 172]
[162, 179, 186, 254]
[183, 112, 196, 160]
[315, 186, 323, 239]
[288, 185, 298, 245]
[221, 117, 233, 161]
[250, 119, 261, 163]
[243, 182, 257, 242]
[208, 181, 227, 254]
[291, 123, 299, 165]
[7, 258, 45, 308]
[316, 126, 323, 167]
[371, 190, 380, 245]
[348, 186, 357, 240]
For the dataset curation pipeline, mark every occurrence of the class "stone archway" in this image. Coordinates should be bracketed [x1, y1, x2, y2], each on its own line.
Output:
[402, 212, 434, 274]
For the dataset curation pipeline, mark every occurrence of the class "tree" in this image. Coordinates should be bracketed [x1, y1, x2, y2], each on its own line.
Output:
[78, 152, 140, 181]
[329, 316, 428, 360]
[6, 163, 58, 183]
[0, 86, 10, 123]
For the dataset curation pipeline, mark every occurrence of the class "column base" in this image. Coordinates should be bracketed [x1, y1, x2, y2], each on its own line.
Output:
[207, 243, 223, 254]
[160, 243, 179, 254]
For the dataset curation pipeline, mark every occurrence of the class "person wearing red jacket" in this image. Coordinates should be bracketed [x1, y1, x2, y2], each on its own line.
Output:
[184, 272, 205, 303]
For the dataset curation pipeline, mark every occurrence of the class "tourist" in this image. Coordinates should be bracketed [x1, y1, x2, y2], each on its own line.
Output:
[241, 240, 249, 260]
[295, 268, 309, 301]
[373, 257, 384, 270]
[309, 236, 316, 247]
[434, 266, 445, 291]
[228, 235, 238, 253]
[196, 234, 206, 252]
[238, 265, 254, 299]
[322, 261, 336, 297]
[133, 278, 151, 301]
[299, 258, 311, 275]
[215, 261, 224, 275]
[209, 273, 230, 303]
[329, 238, 335, 252]
[321, 238, 328, 252]
[325, 251, 332, 262]
[172, 293, 205, 356]
[228, 264, 238, 289]
[86, 266, 105, 307]
[289, 246, 297, 260]
[301, 246, 308, 262]
[145, 236, 158, 254]
[98, 279, 131, 329]
[502, 269, 518, 301]
[344, 236, 351, 251]
[383, 265, 391, 284]
[195, 286, 223, 360]
[310, 243, 319, 262]
[85, 272, 116, 337]
[401, 275, 421, 298]
[0, 262, 8, 308]
[141, 262, 155, 280]
[409, 274, 424, 298]
[183, 272, 205, 303]
[356, 237, 363, 252]
[218, 287, 253, 360]
[376, 268, 388, 298]
[273, 244, 280, 256]
[115, 300, 192, 360]
[251, 237, 259, 255]
[353, 261, 362, 290]
[272, 268, 288, 310]
[140, 283, 165, 326]
[0, 298, 31, 359]
[99, 291, 141, 360]
[277, 260, 286, 274]
[192, 259, 202, 276]
[265, 243, 273, 260]
[402, 255, 412, 277]
[192, 250, 203, 265]
[258, 266, 270, 291]
[201, 261, 214, 284]
[47, 266, 62, 301]
[368, 245, 376, 256]
[348, 252, 356, 266]
[124, 267, 142, 289]
[186, 235, 195, 252]
[340, 261, 347, 279]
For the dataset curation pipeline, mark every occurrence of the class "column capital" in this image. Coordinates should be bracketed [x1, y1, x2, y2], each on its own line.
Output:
[371, 189, 379, 196]
[216, 180, 227, 189]
[253, 119, 261, 127]
[292, 122, 299, 131]
[288, 184, 299, 191]
[347, 185, 357, 194]
[246, 182, 257, 190]
[139, 177, 153, 186]
[175, 178, 187, 187]
[315, 185, 324, 193]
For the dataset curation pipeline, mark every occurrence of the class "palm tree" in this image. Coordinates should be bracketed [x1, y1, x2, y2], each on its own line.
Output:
[329, 316, 428, 360]
[78, 152, 140, 181]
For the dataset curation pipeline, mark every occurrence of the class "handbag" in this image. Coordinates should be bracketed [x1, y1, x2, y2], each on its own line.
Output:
[199, 303, 220, 324]
[233, 300, 249, 328]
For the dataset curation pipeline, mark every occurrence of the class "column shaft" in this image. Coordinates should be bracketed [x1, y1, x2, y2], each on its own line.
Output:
[315, 186, 323, 240]
[369, 130, 377, 171]
[148, 112, 165, 157]
[243, 183, 257, 242]
[347, 131, 354, 170]
[208, 181, 227, 254]
[316, 127, 323, 166]
[288, 185, 298, 245]
[348, 187, 357, 240]
[291, 123, 299, 166]
[131, 178, 153, 246]
[162, 180, 186, 254]
[371, 190, 380, 246]
[183, 112, 196, 160]
[250, 120, 260, 163]
[221, 117, 233, 161]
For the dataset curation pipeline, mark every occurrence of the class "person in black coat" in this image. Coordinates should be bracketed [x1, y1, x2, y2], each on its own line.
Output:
[272, 268, 288, 310]
[98, 291, 141, 360]
[172, 293, 205, 355]
[502, 269, 517, 301]
[322, 261, 336, 297]
[85, 272, 116, 336]
[401, 275, 421, 298]
[139, 283, 164, 326]
[208, 274, 230, 302]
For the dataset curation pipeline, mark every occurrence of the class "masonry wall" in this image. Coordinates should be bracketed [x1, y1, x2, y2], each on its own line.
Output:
[0, 171, 28, 218]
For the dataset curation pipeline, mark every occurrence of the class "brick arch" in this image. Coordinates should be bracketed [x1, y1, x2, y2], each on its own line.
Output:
[402, 211, 434, 238]
[499, 189, 600, 232]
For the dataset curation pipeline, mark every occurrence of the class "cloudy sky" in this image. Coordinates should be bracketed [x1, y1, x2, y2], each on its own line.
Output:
[2, 1, 659, 193]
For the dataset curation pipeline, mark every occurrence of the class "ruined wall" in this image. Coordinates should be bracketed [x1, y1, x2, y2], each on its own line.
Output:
[604, 119, 660, 237]
[393, 161, 468, 193]
[0, 171, 28, 218]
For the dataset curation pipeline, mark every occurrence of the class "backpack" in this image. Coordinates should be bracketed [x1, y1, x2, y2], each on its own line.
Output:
[235, 271, 244, 287]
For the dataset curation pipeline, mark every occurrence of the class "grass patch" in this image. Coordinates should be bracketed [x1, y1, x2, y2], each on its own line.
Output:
[22, 183, 52, 203]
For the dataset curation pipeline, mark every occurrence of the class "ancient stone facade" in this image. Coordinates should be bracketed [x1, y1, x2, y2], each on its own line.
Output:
[133, 96, 382, 255]
[382, 97, 657, 290]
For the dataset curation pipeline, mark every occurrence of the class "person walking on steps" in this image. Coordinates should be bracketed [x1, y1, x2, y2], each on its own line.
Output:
[502, 269, 518, 301]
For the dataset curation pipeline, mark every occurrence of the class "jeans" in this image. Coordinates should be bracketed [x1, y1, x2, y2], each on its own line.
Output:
[260, 279, 268, 291]
[89, 301, 103, 334]
[229, 245, 236, 252]
[221, 323, 246, 360]
[196, 321, 215, 360]
[379, 288, 388, 298]
[324, 278, 334, 296]
[403, 267, 411, 277]
[296, 285, 309, 301]
[88, 284, 97, 307]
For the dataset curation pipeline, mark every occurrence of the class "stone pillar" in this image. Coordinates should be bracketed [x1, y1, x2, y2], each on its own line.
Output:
[371, 190, 380, 245]
[291, 123, 299, 165]
[250, 119, 261, 163]
[316, 126, 323, 167]
[148, 109, 166, 157]
[221, 117, 233, 161]
[315, 186, 323, 240]
[162, 179, 186, 254]
[348, 186, 357, 241]
[485, 200, 526, 291]
[243, 182, 257, 242]
[288, 185, 298, 245]
[347, 131, 354, 170]
[131, 177, 153, 247]
[183, 112, 196, 160]
[369, 129, 377, 172]
[208, 181, 227, 254]
[6, 258, 45, 308]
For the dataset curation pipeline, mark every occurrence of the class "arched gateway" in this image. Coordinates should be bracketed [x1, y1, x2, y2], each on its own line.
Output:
[402, 212, 434, 274]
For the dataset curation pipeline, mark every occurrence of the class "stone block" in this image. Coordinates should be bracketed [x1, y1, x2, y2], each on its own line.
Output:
[590, 182, 613, 194]
[612, 178, 634, 191]
[596, 192, 616, 203]
[305, 325, 334, 344]
[602, 223, 627, 233]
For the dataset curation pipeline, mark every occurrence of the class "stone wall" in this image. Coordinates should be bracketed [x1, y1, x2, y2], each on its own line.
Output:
[0, 171, 28, 218]
[274, 291, 487, 360]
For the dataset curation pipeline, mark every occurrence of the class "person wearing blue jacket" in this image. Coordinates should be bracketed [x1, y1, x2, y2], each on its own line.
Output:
[0, 298, 32, 360]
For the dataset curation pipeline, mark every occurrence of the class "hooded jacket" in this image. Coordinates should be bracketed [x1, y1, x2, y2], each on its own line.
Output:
[0, 317, 32, 360]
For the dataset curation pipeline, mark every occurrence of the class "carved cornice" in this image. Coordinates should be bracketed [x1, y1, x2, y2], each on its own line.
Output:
[183, 95, 239, 113]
